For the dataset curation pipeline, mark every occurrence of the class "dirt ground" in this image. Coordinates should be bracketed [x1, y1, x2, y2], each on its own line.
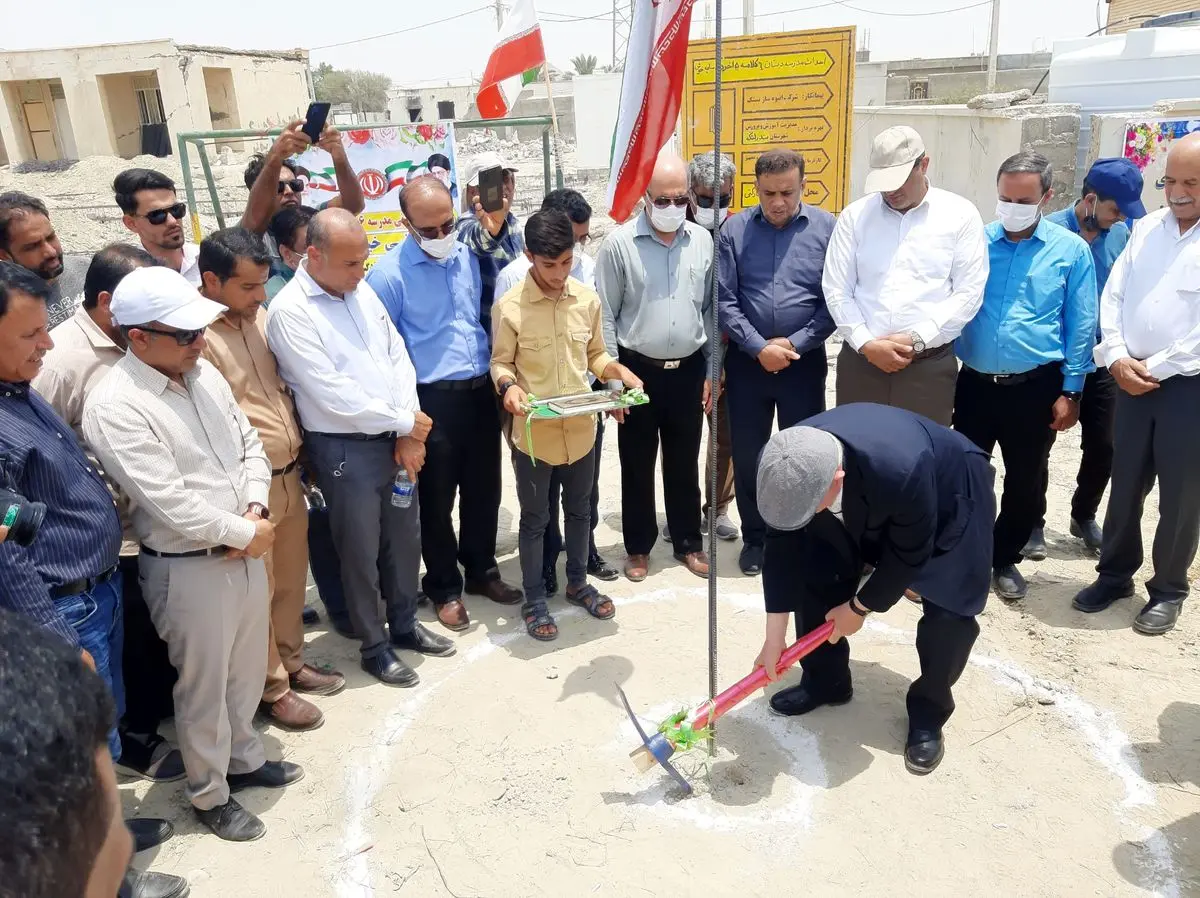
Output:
[123, 349, 1200, 897]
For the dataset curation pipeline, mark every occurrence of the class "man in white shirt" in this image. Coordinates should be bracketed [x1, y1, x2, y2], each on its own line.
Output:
[823, 126, 989, 426]
[84, 266, 302, 843]
[113, 169, 201, 286]
[1072, 133, 1200, 636]
[267, 208, 453, 686]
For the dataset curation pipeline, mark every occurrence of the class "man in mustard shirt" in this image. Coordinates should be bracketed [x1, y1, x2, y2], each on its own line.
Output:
[491, 211, 642, 641]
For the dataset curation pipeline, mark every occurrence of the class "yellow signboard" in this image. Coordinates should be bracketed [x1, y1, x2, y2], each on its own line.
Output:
[683, 28, 855, 215]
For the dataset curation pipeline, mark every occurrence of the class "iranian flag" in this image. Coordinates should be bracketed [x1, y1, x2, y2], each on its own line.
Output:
[606, 0, 697, 222]
[477, 0, 547, 120]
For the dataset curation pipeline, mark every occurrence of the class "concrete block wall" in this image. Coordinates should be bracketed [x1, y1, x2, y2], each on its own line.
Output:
[1019, 110, 1080, 206]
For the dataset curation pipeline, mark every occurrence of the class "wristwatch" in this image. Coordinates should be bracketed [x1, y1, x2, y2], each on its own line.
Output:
[849, 597, 870, 617]
[908, 331, 926, 354]
[247, 502, 269, 520]
[497, 378, 517, 397]
[1061, 391, 1083, 403]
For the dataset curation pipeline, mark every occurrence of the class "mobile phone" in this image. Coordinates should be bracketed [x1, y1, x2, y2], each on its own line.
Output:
[301, 102, 332, 144]
[478, 165, 506, 214]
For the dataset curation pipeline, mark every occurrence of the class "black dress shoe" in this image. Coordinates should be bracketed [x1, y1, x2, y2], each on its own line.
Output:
[993, 564, 1027, 600]
[392, 621, 456, 657]
[122, 869, 190, 898]
[768, 683, 852, 717]
[739, 544, 764, 577]
[587, 552, 620, 581]
[1069, 517, 1104, 553]
[1072, 579, 1135, 613]
[1021, 527, 1047, 561]
[361, 648, 419, 687]
[905, 730, 945, 775]
[228, 760, 305, 792]
[194, 798, 265, 842]
[127, 816, 173, 853]
[1134, 599, 1182, 636]
[543, 564, 559, 596]
[302, 605, 320, 626]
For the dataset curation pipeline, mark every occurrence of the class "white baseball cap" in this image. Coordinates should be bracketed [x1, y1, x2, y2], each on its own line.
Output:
[464, 152, 516, 187]
[110, 266, 225, 330]
[864, 126, 926, 194]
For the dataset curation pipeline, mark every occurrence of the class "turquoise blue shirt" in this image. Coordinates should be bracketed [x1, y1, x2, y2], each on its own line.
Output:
[956, 217, 1098, 392]
[366, 238, 490, 385]
[1044, 205, 1129, 344]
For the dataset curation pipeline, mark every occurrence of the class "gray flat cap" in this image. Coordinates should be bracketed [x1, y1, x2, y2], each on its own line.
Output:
[757, 426, 842, 531]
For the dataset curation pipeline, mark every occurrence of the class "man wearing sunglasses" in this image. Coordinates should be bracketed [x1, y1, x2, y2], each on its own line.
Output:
[596, 151, 715, 583]
[366, 177, 521, 633]
[0, 191, 92, 328]
[114, 169, 201, 287]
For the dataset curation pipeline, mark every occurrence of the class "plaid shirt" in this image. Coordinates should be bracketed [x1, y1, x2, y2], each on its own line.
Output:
[457, 212, 524, 342]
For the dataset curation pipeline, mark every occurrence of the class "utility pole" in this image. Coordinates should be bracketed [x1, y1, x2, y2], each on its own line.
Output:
[743, 0, 755, 36]
[612, 0, 633, 71]
[986, 0, 1000, 91]
[495, 0, 506, 29]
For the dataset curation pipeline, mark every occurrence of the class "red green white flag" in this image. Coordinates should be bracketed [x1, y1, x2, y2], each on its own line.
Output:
[606, 0, 697, 222]
[477, 0, 547, 120]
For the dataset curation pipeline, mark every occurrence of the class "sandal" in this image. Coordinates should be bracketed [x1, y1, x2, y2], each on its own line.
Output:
[524, 609, 559, 642]
[566, 584, 616, 620]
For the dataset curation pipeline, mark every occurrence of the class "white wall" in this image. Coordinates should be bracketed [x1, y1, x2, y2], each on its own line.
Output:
[572, 73, 623, 171]
[854, 61, 888, 107]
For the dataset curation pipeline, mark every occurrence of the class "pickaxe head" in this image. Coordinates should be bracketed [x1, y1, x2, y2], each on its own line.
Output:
[616, 684, 693, 794]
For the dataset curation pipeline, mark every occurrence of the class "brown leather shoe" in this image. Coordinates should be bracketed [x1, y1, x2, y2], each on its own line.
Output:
[289, 663, 346, 696]
[436, 598, 471, 631]
[262, 691, 324, 732]
[675, 551, 710, 578]
[624, 554, 650, 582]
[465, 577, 523, 605]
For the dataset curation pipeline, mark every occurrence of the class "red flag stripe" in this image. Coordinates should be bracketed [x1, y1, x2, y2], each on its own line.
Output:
[476, 27, 546, 119]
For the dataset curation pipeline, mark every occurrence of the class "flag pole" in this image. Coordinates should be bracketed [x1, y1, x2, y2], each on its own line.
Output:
[541, 63, 565, 189]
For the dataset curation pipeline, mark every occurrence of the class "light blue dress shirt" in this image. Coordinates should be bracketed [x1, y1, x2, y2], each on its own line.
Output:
[1044, 205, 1130, 345]
[956, 217, 1098, 392]
[366, 238, 491, 385]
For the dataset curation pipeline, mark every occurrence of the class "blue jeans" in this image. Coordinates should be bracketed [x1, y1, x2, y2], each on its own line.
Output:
[56, 573, 124, 761]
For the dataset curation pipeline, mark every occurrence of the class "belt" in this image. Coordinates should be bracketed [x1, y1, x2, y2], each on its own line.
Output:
[623, 348, 697, 370]
[913, 343, 954, 362]
[307, 431, 397, 442]
[965, 362, 1059, 386]
[140, 545, 228, 559]
[50, 564, 119, 599]
[272, 459, 299, 477]
[421, 374, 490, 392]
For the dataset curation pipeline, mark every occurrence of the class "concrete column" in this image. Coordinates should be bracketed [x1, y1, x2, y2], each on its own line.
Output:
[0, 84, 27, 164]
[61, 76, 112, 156]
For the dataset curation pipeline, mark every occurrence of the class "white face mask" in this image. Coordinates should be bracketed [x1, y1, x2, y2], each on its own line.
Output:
[694, 206, 729, 228]
[418, 232, 457, 260]
[996, 199, 1043, 233]
[647, 201, 688, 233]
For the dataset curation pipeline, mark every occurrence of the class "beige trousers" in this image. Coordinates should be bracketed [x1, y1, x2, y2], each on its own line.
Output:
[140, 553, 269, 810]
[263, 469, 310, 702]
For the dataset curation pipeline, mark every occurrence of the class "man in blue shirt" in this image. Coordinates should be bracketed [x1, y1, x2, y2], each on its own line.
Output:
[456, 152, 524, 343]
[718, 148, 837, 576]
[368, 177, 521, 633]
[954, 152, 1098, 602]
[1029, 158, 1145, 558]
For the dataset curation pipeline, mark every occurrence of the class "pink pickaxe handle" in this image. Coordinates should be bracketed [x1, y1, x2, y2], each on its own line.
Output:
[687, 621, 837, 732]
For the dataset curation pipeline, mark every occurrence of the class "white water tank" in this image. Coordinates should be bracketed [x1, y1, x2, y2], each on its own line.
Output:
[1049, 26, 1200, 186]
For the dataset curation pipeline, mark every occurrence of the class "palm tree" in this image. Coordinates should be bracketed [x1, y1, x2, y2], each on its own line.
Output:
[571, 54, 599, 76]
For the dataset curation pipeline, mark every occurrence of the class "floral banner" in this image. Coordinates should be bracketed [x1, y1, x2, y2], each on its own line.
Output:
[1123, 118, 1200, 214]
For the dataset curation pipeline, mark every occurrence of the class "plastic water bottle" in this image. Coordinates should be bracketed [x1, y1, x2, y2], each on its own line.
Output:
[391, 469, 416, 508]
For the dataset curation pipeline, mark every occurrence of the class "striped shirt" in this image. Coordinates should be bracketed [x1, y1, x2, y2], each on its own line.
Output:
[0, 380, 122, 646]
[457, 212, 524, 341]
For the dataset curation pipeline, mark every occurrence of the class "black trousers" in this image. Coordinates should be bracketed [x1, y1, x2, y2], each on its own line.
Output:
[1099, 374, 1200, 604]
[415, 379, 502, 603]
[118, 554, 176, 735]
[764, 529, 979, 733]
[953, 364, 1060, 568]
[725, 345, 827, 547]
[617, 348, 706, 556]
[1038, 365, 1117, 527]
[544, 410, 604, 567]
[307, 503, 349, 627]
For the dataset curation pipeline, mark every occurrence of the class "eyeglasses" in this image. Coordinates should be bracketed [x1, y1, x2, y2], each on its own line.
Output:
[133, 325, 205, 346]
[140, 203, 187, 226]
[693, 193, 732, 210]
[576, 233, 592, 246]
[413, 218, 457, 240]
[277, 179, 305, 195]
[649, 195, 691, 209]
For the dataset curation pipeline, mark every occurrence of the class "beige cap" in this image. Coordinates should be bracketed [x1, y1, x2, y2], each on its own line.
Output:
[864, 126, 926, 194]
[464, 151, 517, 187]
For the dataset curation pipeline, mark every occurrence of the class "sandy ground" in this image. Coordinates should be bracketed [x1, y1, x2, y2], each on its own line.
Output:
[122, 349, 1200, 897]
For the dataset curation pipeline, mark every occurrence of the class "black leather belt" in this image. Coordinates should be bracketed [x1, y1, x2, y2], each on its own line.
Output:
[307, 431, 397, 442]
[965, 362, 1058, 386]
[140, 545, 227, 559]
[50, 564, 119, 599]
[272, 459, 299, 477]
[622, 348, 697, 370]
[421, 374, 490, 391]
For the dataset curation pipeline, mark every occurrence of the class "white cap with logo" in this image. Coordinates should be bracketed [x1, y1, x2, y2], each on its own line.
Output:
[864, 126, 926, 195]
[464, 151, 517, 187]
[110, 266, 225, 330]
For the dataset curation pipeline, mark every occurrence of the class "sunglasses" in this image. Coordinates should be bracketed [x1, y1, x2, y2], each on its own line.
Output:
[649, 195, 691, 209]
[413, 217, 457, 240]
[140, 203, 187, 226]
[277, 179, 306, 195]
[134, 325, 205, 346]
[693, 193, 732, 210]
